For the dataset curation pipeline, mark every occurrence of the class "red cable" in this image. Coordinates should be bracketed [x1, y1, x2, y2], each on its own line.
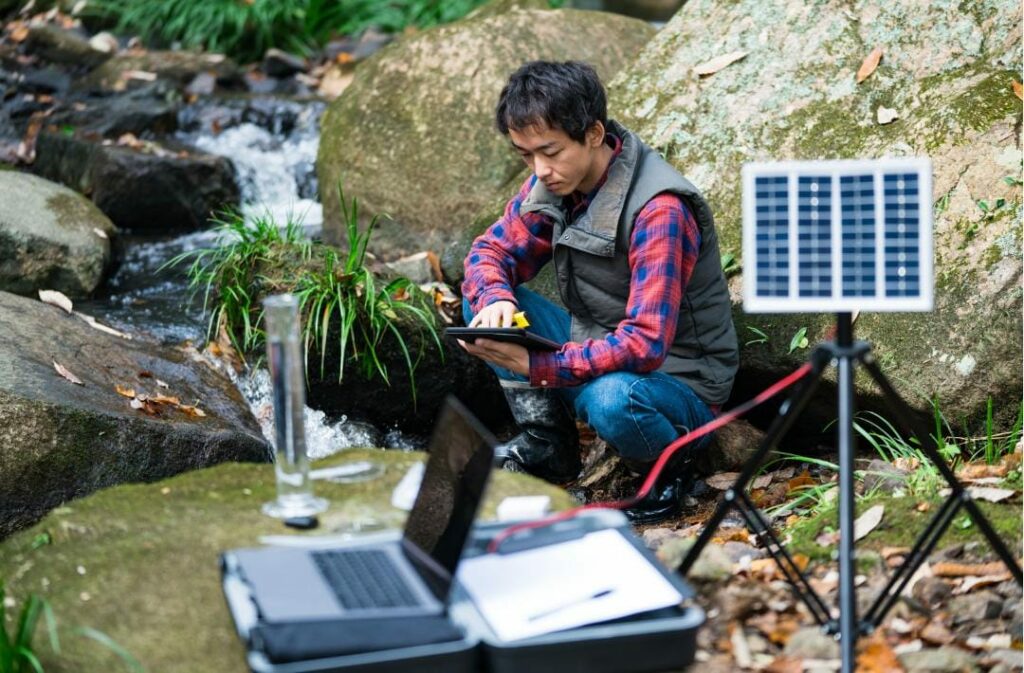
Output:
[486, 362, 814, 553]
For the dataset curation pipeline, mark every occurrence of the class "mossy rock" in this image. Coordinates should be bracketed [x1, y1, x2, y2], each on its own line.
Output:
[0, 291, 270, 540]
[317, 8, 656, 258]
[606, 0, 1023, 425]
[76, 51, 239, 93]
[0, 450, 573, 672]
[784, 491, 1023, 567]
[0, 171, 115, 297]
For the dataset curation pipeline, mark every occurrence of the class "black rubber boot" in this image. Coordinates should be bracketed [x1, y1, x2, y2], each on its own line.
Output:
[621, 453, 696, 525]
[494, 384, 581, 484]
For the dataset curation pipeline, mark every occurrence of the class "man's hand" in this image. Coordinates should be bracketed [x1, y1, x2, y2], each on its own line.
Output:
[468, 300, 518, 328]
[459, 338, 530, 376]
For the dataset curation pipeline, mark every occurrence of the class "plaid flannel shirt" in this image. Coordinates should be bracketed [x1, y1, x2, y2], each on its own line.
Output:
[463, 135, 701, 388]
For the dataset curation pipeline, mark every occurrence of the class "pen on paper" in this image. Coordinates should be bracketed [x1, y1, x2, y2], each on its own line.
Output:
[526, 588, 615, 622]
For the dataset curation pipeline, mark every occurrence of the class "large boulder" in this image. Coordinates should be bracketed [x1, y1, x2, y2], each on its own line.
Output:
[602, 0, 1022, 425]
[0, 170, 114, 297]
[0, 451, 572, 672]
[0, 291, 271, 539]
[317, 7, 657, 257]
[33, 129, 240, 232]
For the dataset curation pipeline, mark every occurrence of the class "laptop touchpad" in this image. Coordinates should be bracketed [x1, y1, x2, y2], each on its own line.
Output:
[238, 549, 342, 622]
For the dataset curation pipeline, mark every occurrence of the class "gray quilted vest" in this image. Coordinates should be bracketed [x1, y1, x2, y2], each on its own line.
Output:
[520, 120, 738, 405]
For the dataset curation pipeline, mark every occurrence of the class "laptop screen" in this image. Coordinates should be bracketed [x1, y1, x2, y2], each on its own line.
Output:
[401, 397, 496, 593]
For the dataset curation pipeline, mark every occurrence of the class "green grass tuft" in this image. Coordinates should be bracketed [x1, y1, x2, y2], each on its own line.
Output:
[165, 186, 441, 405]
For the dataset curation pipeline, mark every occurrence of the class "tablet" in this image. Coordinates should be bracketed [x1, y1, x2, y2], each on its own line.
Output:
[446, 327, 561, 352]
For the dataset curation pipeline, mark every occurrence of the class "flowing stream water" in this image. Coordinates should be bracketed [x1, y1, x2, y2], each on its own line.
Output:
[77, 96, 417, 458]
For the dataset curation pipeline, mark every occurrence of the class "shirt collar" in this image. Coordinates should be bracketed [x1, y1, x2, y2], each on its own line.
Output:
[569, 132, 623, 211]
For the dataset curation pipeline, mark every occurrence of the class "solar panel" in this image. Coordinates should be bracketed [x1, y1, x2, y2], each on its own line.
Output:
[742, 159, 933, 312]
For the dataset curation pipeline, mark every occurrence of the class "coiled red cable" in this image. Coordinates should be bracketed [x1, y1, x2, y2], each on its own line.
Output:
[486, 362, 814, 553]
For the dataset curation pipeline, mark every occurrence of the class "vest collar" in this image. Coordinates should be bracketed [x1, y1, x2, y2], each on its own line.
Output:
[521, 119, 642, 242]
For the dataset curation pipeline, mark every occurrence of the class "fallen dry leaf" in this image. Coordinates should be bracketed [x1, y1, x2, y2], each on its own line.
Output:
[1013, 81, 1023, 100]
[38, 289, 73, 313]
[92, 227, 108, 239]
[151, 394, 181, 406]
[939, 485, 1016, 502]
[179, 404, 206, 418]
[705, 472, 740, 491]
[115, 384, 136, 398]
[763, 657, 802, 673]
[53, 360, 84, 385]
[9, 23, 29, 42]
[856, 47, 883, 83]
[955, 573, 1012, 594]
[138, 371, 153, 378]
[786, 469, 816, 493]
[694, 50, 748, 77]
[155, 379, 169, 389]
[919, 619, 955, 645]
[932, 561, 1009, 578]
[751, 474, 773, 490]
[855, 633, 904, 672]
[959, 461, 1009, 479]
[129, 397, 160, 415]
[854, 504, 884, 541]
[76, 312, 131, 339]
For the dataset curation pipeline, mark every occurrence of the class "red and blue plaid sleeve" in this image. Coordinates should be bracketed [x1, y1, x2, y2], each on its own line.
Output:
[462, 175, 555, 313]
[529, 193, 701, 388]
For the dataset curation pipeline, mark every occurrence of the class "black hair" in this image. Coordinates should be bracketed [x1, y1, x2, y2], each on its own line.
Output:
[494, 61, 607, 144]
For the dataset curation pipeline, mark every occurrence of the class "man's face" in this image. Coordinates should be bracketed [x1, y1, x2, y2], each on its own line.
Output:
[508, 121, 606, 197]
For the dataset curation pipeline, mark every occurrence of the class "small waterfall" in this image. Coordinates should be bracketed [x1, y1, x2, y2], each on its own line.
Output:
[85, 95, 416, 456]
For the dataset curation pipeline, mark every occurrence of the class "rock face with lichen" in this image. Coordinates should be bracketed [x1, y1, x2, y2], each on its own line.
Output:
[317, 7, 657, 257]
[0, 291, 271, 539]
[604, 0, 1022, 424]
[0, 171, 115, 297]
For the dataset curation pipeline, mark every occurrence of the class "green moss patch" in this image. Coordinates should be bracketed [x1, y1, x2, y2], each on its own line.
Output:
[0, 450, 572, 672]
[785, 491, 1023, 566]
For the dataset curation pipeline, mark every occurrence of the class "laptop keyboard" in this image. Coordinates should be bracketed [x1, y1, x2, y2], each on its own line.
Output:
[312, 549, 425, 610]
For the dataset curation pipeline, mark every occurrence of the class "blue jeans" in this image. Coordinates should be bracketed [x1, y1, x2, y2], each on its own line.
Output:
[462, 287, 714, 461]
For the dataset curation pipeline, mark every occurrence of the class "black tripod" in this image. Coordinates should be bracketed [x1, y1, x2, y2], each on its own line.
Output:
[679, 313, 1023, 672]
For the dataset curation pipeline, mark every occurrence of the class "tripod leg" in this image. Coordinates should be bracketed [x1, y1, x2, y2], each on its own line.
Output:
[861, 357, 1023, 585]
[835, 324, 857, 672]
[862, 495, 962, 627]
[678, 360, 827, 576]
[737, 490, 833, 625]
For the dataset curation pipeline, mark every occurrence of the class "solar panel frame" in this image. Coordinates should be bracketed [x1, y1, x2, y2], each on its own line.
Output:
[741, 158, 933, 313]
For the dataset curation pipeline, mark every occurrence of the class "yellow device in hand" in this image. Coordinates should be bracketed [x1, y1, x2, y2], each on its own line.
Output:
[512, 312, 530, 328]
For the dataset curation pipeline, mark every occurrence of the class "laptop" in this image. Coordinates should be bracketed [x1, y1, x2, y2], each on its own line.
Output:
[223, 396, 496, 633]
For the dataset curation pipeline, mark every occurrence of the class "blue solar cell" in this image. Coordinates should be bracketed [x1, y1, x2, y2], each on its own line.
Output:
[882, 173, 920, 298]
[796, 175, 831, 297]
[838, 174, 876, 297]
[753, 176, 790, 298]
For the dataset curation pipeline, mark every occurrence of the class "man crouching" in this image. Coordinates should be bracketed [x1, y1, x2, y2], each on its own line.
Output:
[459, 60, 738, 524]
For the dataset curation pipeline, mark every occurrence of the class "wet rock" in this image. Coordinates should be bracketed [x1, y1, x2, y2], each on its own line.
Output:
[317, 7, 656, 256]
[675, 541, 732, 582]
[46, 85, 179, 138]
[610, 0, 1023, 426]
[24, 23, 110, 69]
[76, 50, 240, 93]
[0, 171, 113, 296]
[18, 67, 71, 95]
[863, 458, 910, 493]
[913, 577, 953, 607]
[185, 71, 217, 97]
[0, 291, 271, 539]
[32, 130, 239, 232]
[721, 541, 766, 563]
[694, 418, 764, 474]
[783, 627, 839, 661]
[262, 48, 306, 78]
[949, 591, 1003, 623]
[898, 646, 980, 673]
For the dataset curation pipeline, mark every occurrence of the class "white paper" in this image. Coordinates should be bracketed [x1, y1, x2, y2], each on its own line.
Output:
[390, 461, 425, 511]
[457, 529, 682, 641]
